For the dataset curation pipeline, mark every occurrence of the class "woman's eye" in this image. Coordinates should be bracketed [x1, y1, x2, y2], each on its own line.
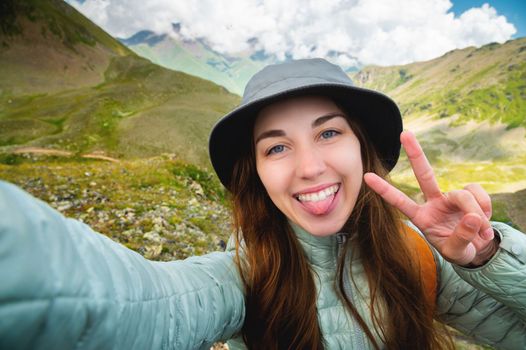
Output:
[320, 130, 338, 139]
[267, 145, 285, 155]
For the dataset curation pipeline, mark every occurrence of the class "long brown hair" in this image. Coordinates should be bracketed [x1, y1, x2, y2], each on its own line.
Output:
[229, 98, 453, 349]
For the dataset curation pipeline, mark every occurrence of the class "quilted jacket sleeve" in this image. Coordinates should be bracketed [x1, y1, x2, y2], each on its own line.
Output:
[435, 222, 526, 349]
[0, 181, 245, 350]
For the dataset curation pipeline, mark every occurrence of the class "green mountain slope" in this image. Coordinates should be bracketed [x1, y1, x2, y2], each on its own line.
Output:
[352, 38, 526, 194]
[0, 0, 131, 95]
[353, 38, 526, 128]
[0, 0, 240, 166]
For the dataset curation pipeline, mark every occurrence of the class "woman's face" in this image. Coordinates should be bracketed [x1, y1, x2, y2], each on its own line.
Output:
[254, 95, 363, 236]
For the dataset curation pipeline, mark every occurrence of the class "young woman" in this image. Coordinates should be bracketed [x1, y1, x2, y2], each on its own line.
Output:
[1, 58, 525, 350]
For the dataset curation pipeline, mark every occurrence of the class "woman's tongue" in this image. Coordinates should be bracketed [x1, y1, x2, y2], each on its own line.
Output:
[300, 193, 335, 215]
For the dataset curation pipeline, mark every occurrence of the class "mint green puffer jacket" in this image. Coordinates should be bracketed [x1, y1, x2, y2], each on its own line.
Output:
[1, 181, 525, 349]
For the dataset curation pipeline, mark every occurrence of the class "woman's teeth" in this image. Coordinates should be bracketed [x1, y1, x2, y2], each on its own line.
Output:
[297, 184, 339, 202]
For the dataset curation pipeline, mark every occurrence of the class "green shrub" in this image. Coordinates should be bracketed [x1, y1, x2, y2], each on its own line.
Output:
[0, 153, 24, 165]
[171, 162, 226, 202]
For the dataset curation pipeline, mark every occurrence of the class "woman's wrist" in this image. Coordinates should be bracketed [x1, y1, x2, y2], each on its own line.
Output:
[463, 234, 501, 268]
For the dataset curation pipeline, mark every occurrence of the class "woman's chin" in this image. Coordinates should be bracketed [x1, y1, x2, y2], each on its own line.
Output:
[296, 219, 346, 237]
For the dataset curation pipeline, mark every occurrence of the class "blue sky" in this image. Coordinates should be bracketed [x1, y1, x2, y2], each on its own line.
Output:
[451, 0, 525, 38]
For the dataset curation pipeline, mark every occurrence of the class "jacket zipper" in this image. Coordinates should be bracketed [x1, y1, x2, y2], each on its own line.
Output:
[337, 233, 368, 349]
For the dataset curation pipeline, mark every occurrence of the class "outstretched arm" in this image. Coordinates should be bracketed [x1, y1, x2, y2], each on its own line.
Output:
[0, 181, 245, 350]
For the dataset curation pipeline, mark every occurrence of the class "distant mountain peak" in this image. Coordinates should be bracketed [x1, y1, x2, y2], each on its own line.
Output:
[119, 30, 275, 94]
[172, 22, 181, 33]
[120, 30, 166, 47]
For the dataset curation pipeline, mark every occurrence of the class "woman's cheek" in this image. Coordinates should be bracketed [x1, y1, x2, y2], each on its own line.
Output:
[258, 159, 292, 195]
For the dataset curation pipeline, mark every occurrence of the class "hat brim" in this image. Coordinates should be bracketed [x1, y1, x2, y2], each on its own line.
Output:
[209, 83, 402, 190]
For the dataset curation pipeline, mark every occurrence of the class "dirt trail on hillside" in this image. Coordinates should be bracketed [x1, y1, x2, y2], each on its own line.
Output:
[13, 147, 72, 157]
[13, 147, 120, 163]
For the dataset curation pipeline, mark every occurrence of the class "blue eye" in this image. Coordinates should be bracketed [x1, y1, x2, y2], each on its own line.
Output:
[321, 130, 338, 139]
[268, 145, 285, 155]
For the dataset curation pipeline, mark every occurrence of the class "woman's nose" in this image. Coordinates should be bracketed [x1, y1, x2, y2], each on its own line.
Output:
[295, 147, 327, 179]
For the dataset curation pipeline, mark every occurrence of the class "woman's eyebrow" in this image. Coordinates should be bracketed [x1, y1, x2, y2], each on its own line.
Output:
[255, 113, 345, 145]
[311, 113, 346, 128]
[255, 129, 286, 145]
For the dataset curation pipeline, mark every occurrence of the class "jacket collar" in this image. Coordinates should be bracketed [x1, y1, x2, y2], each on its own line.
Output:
[289, 221, 346, 271]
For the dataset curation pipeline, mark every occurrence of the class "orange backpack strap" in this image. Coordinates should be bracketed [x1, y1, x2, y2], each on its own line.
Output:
[400, 223, 438, 313]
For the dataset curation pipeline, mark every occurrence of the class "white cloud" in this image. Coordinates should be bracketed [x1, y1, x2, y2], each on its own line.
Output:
[67, 0, 517, 67]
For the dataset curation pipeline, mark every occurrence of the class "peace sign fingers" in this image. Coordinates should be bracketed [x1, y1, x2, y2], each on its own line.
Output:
[401, 131, 442, 200]
[364, 130, 498, 266]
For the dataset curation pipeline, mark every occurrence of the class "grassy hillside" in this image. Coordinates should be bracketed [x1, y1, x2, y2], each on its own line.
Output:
[0, 0, 131, 95]
[0, 55, 240, 165]
[0, 0, 240, 167]
[352, 38, 526, 195]
[353, 38, 526, 128]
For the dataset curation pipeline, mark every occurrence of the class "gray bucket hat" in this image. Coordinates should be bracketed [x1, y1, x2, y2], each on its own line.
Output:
[209, 58, 402, 190]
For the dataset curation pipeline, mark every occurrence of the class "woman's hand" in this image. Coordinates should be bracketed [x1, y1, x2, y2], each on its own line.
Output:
[364, 131, 499, 267]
